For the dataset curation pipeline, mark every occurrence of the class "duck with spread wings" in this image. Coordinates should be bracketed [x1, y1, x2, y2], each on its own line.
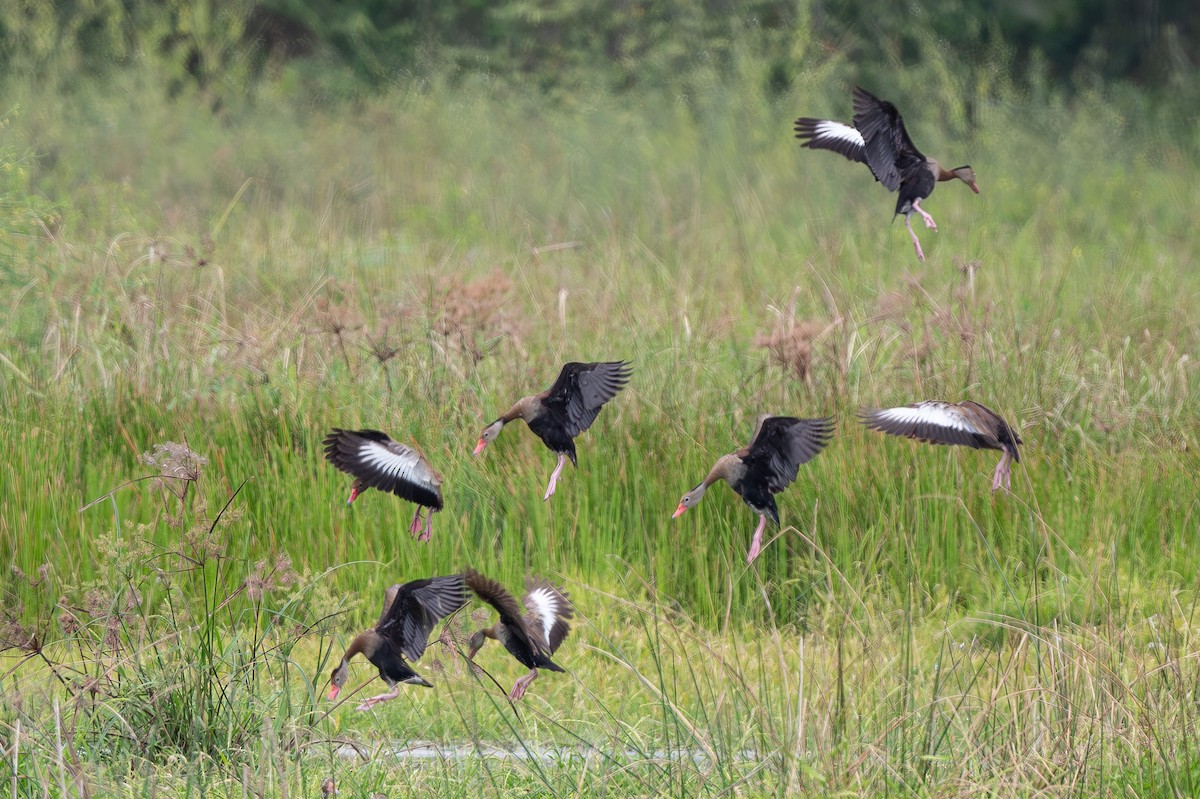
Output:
[674, 414, 834, 563]
[329, 574, 467, 710]
[323, 428, 444, 541]
[794, 86, 979, 261]
[859, 400, 1021, 491]
[463, 569, 574, 701]
[473, 361, 632, 501]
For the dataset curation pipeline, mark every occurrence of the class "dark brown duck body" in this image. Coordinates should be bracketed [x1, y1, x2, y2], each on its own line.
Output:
[794, 86, 979, 261]
[329, 574, 467, 710]
[463, 569, 573, 701]
[474, 361, 632, 501]
[674, 415, 834, 563]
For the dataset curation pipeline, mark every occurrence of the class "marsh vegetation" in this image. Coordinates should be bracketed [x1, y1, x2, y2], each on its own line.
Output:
[1, 4, 1199, 796]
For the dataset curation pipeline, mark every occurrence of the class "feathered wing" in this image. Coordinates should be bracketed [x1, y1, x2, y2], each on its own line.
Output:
[542, 361, 633, 437]
[793, 117, 867, 164]
[859, 402, 995, 450]
[376, 583, 402, 628]
[323, 428, 443, 508]
[851, 86, 926, 192]
[378, 574, 468, 662]
[742, 416, 835, 493]
[463, 569, 539, 651]
[522, 578, 574, 655]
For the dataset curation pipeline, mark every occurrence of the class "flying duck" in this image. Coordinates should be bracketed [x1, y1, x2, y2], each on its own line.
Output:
[323, 428, 443, 541]
[474, 361, 632, 501]
[463, 569, 573, 701]
[674, 415, 834, 563]
[794, 86, 979, 261]
[329, 574, 467, 710]
[859, 400, 1021, 490]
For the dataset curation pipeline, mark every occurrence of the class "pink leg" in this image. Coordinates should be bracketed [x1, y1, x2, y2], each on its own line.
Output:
[509, 669, 539, 701]
[408, 507, 423, 535]
[912, 198, 938, 231]
[419, 510, 433, 542]
[904, 214, 926, 262]
[991, 452, 1012, 492]
[356, 683, 401, 711]
[543, 454, 567, 501]
[746, 515, 768, 563]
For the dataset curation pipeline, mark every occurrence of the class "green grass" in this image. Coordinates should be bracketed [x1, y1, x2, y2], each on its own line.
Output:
[0, 51, 1198, 797]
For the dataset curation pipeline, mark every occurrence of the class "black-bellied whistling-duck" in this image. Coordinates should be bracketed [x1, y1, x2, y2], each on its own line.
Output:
[794, 86, 979, 261]
[463, 569, 573, 701]
[673, 415, 834, 563]
[859, 401, 1022, 491]
[323, 428, 443, 541]
[473, 361, 632, 501]
[329, 574, 467, 711]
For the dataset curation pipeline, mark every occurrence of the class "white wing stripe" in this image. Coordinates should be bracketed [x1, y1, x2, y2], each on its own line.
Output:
[811, 120, 864, 147]
[524, 586, 560, 645]
[875, 404, 976, 433]
[359, 442, 421, 481]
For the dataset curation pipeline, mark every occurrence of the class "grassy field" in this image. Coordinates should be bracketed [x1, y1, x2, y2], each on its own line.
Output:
[1, 57, 1199, 797]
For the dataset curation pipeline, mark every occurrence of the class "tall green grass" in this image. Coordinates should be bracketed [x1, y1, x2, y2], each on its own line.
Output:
[1, 47, 1198, 797]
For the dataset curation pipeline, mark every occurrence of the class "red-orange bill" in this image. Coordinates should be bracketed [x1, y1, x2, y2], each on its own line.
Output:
[472, 439, 487, 455]
[672, 504, 687, 519]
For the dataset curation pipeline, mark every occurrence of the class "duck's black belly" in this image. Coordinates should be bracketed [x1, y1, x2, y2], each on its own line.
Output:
[894, 168, 936, 216]
[527, 414, 578, 463]
[370, 642, 418, 686]
[735, 480, 781, 526]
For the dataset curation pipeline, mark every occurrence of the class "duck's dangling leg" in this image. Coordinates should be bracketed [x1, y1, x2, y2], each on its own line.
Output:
[356, 683, 401, 711]
[911, 198, 938, 231]
[543, 453, 567, 501]
[905, 213, 927, 262]
[991, 451, 1013, 493]
[510, 668, 539, 701]
[746, 514, 769, 563]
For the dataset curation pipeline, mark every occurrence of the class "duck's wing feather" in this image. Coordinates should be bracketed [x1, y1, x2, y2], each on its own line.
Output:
[376, 583, 401, 628]
[522, 578, 574, 654]
[793, 117, 867, 164]
[540, 361, 633, 437]
[377, 573, 467, 662]
[859, 401, 998, 450]
[741, 416, 834, 493]
[323, 428, 443, 509]
[851, 86, 926, 192]
[463, 568, 539, 650]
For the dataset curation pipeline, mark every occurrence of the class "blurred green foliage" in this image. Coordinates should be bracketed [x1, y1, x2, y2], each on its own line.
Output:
[1, 0, 1196, 105]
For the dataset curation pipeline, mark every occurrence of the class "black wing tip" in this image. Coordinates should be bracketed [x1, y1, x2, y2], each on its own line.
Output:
[790, 415, 835, 443]
[857, 407, 884, 424]
[793, 117, 821, 138]
[324, 427, 394, 447]
[606, 359, 634, 381]
[771, 415, 835, 432]
[596, 359, 634, 378]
